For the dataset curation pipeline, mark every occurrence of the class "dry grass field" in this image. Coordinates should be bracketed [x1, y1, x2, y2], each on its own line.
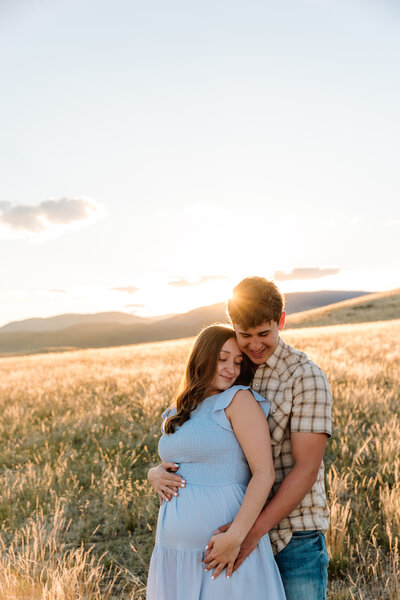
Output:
[0, 319, 399, 599]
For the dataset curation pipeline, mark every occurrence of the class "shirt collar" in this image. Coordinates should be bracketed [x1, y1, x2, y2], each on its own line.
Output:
[265, 336, 288, 370]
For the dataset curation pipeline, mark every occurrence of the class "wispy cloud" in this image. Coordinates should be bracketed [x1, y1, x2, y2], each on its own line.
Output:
[0, 197, 103, 239]
[168, 275, 228, 287]
[274, 267, 340, 281]
[111, 286, 139, 294]
[125, 303, 145, 309]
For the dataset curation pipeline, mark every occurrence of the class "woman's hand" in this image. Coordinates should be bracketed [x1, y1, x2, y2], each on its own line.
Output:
[203, 532, 241, 579]
[147, 462, 185, 503]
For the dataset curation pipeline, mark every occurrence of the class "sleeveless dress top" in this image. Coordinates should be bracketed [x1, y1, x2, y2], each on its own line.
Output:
[146, 385, 286, 600]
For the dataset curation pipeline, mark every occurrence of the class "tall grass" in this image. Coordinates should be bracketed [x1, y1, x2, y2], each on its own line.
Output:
[0, 320, 399, 598]
[0, 501, 119, 600]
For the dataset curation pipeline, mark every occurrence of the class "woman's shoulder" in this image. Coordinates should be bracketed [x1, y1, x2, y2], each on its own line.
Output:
[211, 385, 270, 430]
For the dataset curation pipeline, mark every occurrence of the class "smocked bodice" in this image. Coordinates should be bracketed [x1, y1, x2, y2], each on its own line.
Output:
[158, 385, 269, 487]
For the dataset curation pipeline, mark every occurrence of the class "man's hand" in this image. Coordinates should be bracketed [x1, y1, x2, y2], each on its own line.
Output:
[147, 462, 185, 503]
[204, 521, 260, 572]
[231, 528, 260, 571]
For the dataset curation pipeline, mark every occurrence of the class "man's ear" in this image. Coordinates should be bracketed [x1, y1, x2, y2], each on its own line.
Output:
[278, 312, 286, 331]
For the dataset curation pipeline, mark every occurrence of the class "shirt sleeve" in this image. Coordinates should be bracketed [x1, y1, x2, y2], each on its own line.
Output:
[291, 364, 332, 436]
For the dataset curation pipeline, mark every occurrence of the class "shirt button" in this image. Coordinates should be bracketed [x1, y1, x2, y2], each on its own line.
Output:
[254, 383, 259, 388]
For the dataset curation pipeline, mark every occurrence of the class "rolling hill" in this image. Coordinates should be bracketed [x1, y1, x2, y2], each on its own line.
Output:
[0, 289, 387, 356]
[285, 288, 400, 329]
[0, 312, 149, 333]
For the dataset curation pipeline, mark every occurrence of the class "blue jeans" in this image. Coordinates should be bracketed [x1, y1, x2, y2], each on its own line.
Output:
[274, 531, 329, 600]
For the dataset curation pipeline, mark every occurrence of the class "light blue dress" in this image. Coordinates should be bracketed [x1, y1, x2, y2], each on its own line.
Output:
[147, 385, 286, 600]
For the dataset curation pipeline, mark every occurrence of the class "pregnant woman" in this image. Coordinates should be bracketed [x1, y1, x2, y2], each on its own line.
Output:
[146, 324, 286, 600]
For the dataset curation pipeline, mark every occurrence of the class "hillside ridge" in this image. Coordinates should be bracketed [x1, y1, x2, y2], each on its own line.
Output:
[1, 289, 398, 357]
[285, 288, 400, 329]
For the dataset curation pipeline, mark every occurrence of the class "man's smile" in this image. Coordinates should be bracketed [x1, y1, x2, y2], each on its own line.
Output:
[249, 348, 266, 358]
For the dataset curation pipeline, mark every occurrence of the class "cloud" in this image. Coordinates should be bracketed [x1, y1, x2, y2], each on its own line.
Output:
[168, 275, 228, 287]
[126, 303, 145, 309]
[0, 197, 103, 239]
[48, 289, 67, 293]
[112, 286, 139, 294]
[274, 267, 340, 281]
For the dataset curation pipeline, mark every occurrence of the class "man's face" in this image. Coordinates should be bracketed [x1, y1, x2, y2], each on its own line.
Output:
[234, 315, 285, 365]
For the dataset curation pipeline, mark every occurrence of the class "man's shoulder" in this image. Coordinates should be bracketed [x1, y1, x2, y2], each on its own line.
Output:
[281, 340, 328, 381]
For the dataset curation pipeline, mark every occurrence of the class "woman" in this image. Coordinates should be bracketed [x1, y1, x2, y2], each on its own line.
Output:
[147, 324, 286, 599]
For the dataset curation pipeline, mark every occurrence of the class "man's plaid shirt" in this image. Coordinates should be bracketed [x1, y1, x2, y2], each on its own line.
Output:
[252, 337, 332, 555]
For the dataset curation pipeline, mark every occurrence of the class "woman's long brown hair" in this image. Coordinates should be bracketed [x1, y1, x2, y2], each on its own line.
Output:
[164, 324, 253, 434]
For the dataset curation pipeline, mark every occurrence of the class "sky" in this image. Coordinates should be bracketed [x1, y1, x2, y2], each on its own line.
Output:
[0, 0, 399, 326]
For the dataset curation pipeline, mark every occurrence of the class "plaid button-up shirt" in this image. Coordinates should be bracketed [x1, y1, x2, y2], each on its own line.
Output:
[252, 337, 332, 555]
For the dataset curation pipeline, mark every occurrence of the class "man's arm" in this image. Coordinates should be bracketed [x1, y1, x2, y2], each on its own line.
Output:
[210, 431, 327, 570]
[252, 432, 326, 532]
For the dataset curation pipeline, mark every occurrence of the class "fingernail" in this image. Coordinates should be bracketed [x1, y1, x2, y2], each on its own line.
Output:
[181, 479, 186, 483]
[227, 575, 230, 579]
[174, 493, 178, 496]
[174, 463, 179, 467]
[211, 576, 215, 580]
[180, 483, 185, 487]
[205, 545, 208, 550]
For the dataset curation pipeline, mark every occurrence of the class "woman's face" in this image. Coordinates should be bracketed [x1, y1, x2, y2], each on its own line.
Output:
[207, 337, 243, 395]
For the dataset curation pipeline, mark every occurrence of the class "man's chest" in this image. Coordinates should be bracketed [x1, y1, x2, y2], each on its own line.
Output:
[252, 368, 293, 449]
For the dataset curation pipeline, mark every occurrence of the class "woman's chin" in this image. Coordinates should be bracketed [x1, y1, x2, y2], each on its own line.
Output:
[218, 381, 235, 391]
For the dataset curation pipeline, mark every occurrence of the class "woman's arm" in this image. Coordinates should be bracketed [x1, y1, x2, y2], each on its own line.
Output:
[203, 390, 274, 579]
[148, 462, 186, 502]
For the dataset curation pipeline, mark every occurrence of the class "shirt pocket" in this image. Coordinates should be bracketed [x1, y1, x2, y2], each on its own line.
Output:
[268, 399, 292, 454]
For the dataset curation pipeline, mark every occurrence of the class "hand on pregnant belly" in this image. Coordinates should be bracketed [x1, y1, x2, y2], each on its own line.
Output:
[203, 531, 241, 580]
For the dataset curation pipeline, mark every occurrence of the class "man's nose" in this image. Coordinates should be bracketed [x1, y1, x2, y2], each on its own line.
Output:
[249, 339, 262, 351]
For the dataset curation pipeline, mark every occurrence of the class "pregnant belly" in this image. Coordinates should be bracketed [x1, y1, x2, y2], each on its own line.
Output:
[155, 482, 246, 551]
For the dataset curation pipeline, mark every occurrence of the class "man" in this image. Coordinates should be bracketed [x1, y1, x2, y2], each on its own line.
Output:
[148, 276, 331, 600]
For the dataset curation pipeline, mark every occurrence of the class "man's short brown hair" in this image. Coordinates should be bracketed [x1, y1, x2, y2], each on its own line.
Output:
[227, 277, 285, 328]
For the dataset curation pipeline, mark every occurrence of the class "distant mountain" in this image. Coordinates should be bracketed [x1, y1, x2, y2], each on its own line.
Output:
[0, 312, 148, 333]
[0, 290, 374, 356]
[285, 289, 400, 329]
[283, 290, 371, 314]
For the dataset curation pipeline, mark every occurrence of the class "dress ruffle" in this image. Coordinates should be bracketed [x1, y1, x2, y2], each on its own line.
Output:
[211, 385, 270, 431]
